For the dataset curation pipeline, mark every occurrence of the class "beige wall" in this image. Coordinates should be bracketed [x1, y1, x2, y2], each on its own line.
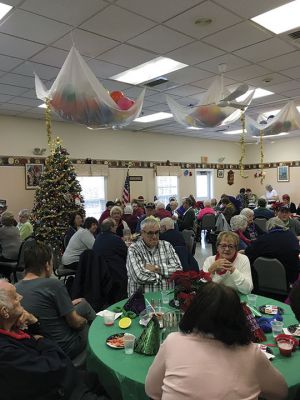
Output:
[1, 115, 300, 216]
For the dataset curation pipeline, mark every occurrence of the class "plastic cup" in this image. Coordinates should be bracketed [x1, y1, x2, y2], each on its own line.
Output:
[124, 333, 135, 354]
[247, 294, 257, 307]
[103, 311, 115, 326]
[277, 339, 294, 357]
[161, 290, 169, 305]
[271, 320, 284, 338]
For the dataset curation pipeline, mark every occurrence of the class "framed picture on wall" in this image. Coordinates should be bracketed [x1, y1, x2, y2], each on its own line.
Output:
[217, 169, 224, 178]
[277, 165, 289, 182]
[25, 163, 44, 189]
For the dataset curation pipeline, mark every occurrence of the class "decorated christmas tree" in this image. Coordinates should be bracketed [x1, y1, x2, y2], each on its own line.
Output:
[31, 137, 85, 252]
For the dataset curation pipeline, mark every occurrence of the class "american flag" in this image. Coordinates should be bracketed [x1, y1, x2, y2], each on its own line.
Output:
[122, 170, 130, 205]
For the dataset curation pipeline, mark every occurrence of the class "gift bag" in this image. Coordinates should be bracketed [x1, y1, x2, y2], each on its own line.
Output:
[123, 287, 146, 315]
[242, 303, 266, 343]
[134, 315, 160, 356]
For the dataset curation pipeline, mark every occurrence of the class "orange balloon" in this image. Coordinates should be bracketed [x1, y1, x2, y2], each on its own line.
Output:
[110, 91, 124, 103]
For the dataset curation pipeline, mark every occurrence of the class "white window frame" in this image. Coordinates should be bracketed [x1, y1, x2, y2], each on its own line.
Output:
[155, 176, 179, 206]
[77, 176, 107, 219]
[195, 169, 214, 200]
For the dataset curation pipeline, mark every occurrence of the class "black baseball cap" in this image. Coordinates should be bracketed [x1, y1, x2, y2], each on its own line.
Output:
[145, 202, 155, 209]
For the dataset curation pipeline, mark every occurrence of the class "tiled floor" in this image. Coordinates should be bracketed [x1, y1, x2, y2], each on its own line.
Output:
[194, 233, 213, 268]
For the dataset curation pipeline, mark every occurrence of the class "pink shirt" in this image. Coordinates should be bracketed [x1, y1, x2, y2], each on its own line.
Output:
[197, 207, 215, 221]
[146, 332, 287, 400]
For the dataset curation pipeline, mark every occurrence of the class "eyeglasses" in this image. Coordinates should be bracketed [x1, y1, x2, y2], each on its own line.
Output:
[142, 230, 160, 236]
[218, 244, 235, 250]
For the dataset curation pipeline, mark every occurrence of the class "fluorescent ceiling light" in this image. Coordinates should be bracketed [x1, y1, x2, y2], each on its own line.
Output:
[236, 88, 273, 102]
[224, 129, 246, 135]
[110, 57, 188, 85]
[0, 2, 12, 21]
[187, 126, 203, 130]
[251, 1, 300, 34]
[134, 112, 173, 123]
[38, 103, 47, 108]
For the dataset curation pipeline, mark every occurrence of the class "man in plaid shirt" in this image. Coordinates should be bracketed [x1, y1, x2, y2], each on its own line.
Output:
[126, 217, 182, 296]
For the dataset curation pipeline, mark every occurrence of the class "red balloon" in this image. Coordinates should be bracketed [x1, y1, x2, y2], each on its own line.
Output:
[110, 91, 124, 104]
[117, 96, 134, 110]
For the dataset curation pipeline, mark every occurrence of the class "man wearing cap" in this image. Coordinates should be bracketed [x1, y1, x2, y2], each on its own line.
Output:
[276, 204, 300, 240]
[126, 217, 182, 295]
[98, 201, 115, 225]
[135, 202, 156, 233]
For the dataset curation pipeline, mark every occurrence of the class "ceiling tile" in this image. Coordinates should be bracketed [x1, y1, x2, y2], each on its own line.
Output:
[0, 10, 71, 45]
[165, 66, 213, 84]
[226, 64, 271, 81]
[80, 5, 155, 42]
[282, 66, 300, 80]
[165, 1, 242, 39]
[53, 29, 119, 58]
[87, 59, 126, 79]
[196, 54, 250, 73]
[167, 41, 224, 65]
[99, 44, 155, 68]
[116, 0, 201, 23]
[12, 62, 60, 80]
[123, 86, 150, 98]
[234, 38, 295, 63]
[0, 83, 28, 96]
[260, 51, 300, 72]
[0, 33, 44, 59]
[246, 73, 290, 89]
[8, 96, 40, 106]
[0, 72, 35, 88]
[0, 103, 32, 112]
[128, 26, 194, 54]
[20, 0, 107, 26]
[19, 89, 38, 99]
[280, 88, 300, 98]
[146, 92, 181, 104]
[0, 54, 23, 72]
[165, 85, 203, 97]
[0, 93, 14, 102]
[192, 76, 236, 89]
[214, 0, 291, 18]
[100, 79, 131, 92]
[30, 47, 68, 68]
[203, 21, 272, 52]
[267, 80, 300, 94]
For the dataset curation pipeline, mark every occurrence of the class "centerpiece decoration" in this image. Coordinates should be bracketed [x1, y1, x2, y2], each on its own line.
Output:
[169, 270, 212, 312]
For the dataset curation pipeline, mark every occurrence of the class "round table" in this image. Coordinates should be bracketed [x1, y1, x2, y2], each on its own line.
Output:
[87, 292, 300, 400]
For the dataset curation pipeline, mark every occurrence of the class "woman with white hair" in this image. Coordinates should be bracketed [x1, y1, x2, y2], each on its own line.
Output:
[245, 217, 300, 285]
[110, 205, 129, 237]
[0, 211, 22, 261]
[230, 215, 250, 250]
[240, 208, 263, 240]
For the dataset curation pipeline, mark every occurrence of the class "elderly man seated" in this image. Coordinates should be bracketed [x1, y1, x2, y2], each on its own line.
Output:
[160, 217, 186, 248]
[0, 279, 107, 400]
[16, 242, 96, 359]
[126, 217, 182, 295]
[275, 204, 300, 240]
[202, 231, 253, 294]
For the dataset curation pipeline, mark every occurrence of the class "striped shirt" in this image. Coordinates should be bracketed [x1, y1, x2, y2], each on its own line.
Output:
[126, 239, 182, 296]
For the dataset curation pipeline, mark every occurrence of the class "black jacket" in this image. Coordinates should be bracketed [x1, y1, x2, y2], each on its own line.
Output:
[160, 229, 186, 248]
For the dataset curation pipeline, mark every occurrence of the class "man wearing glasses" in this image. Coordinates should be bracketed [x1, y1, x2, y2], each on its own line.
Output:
[126, 217, 182, 296]
[202, 231, 253, 294]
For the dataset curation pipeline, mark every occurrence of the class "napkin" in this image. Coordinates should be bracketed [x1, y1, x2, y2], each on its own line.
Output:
[96, 310, 122, 320]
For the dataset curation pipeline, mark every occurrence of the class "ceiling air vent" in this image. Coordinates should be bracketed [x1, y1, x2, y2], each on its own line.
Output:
[145, 77, 168, 87]
[288, 30, 300, 40]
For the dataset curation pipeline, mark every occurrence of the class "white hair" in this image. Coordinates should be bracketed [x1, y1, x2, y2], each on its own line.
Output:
[160, 217, 174, 230]
[204, 200, 211, 207]
[19, 209, 30, 218]
[240, 208, 254, 218]
[156, 202, 165, 210]
[0, 279, 11, 309]
[140, 217, 160, 231]
[230, 215, 248, 231]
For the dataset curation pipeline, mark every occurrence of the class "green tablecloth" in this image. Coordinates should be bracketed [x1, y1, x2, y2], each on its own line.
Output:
[87, 293, 300, 400]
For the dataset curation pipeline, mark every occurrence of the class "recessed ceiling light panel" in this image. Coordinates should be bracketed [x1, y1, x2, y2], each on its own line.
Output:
[0, 2, 12, 21]
[134, 112, 173, 123]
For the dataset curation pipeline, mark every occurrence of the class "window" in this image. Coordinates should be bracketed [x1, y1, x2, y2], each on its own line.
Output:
[77, 176, 106, 219]
[156, 176, 178, 205]
[196, 171, 213, 200]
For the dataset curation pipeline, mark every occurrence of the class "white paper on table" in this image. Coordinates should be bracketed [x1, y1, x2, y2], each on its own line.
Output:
[283, 327, 300, 336]
[96, 310, 122, 320]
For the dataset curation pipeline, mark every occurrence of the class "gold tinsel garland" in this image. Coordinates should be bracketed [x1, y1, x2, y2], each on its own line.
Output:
[239, 114, 248, 178]
[45, 98, 53, 152]
[259, 129, 265, 185]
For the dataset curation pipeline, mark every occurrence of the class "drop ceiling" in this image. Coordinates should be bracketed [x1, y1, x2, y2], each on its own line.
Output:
[0, 0, 300, 142]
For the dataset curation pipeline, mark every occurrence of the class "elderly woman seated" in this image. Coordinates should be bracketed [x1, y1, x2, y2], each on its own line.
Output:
[0, 211, 22, 261]
[146, 282, 287, 400]
[202, 231, 253, 294]
[241, 207, 264, 240]
[245, 217, 300, 286]
[230, 215, 251, 250]
[110, 205, 129, 237]
[17, 209, 33, 241]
